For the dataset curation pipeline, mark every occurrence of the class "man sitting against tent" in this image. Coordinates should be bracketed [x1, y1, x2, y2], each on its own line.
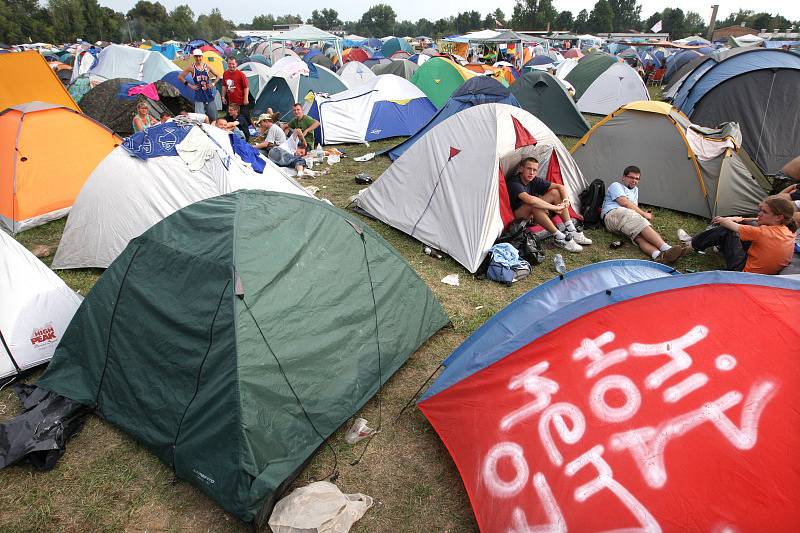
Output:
[507, 157, 592, 253]
[224, 103, 250, 141]
[283, 103, 319, 150]
[601, 165, 685, 264]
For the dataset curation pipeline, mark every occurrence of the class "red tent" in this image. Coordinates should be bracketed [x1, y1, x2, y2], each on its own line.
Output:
[343, 48, 370, 63]
[419, 270, 800, 532]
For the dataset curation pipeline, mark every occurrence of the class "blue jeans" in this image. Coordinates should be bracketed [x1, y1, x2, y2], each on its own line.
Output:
[194, 100, 217, 121]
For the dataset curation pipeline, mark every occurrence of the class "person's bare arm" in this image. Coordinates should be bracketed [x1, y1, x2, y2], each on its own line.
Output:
[780, 183, 797, 194]
[178, 66, 196, 90]
[712, 216, 742, 233]
[519, 192, 568, 212]
[782, 155, 800, 180]
[615, 196, 652, 220]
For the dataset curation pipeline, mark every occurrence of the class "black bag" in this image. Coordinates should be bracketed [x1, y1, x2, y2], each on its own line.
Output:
[769, 172, 793, 196]
[578, 179, 606, 227]
[497, 220, 545, 265]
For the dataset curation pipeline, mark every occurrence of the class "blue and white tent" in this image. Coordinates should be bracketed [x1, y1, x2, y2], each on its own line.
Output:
[386, 76, 519, 160]
[309, 74, 436, 145]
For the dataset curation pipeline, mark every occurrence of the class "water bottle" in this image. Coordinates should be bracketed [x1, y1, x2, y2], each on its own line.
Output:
[553, 253, 566, 276]
[315, 143, 324, 162]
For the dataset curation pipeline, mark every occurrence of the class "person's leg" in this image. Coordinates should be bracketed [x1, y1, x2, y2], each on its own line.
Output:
[542, 189, 570, 222]
[194, 100, 204, 115]
[205, 101, 218, 121]
[633, 234, 659, 257]
[691, 228, 747, 271]
[543, 186, 592, 244]
[637, 226, 668, 250]
[530, 207, 559, 234]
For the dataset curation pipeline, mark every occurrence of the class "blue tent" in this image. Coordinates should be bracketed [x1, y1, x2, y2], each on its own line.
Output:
[664, 49, 703, 81]
[524, 55, 556, 68]
[675, 49, 800, 115]
[367, 38, 383, 49]
[385, 76, 519, 160]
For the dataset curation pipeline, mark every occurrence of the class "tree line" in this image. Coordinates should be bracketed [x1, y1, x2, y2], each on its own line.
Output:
[0, 0, 796, 45]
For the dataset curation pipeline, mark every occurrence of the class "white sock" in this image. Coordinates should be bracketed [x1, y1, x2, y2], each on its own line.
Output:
[651, 250, 661, 259]
[565, 220, 576, 232]
[659, 243, 671, 252]
[553, 230, 566, 241]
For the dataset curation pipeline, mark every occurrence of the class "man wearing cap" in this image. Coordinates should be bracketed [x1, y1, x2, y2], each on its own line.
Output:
[178, 49, 218, 121]
[221, 57, 250, 124]
[251, 113, 286, 153]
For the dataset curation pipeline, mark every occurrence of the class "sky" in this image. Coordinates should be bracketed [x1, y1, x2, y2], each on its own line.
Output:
[98, 1, 800, 26]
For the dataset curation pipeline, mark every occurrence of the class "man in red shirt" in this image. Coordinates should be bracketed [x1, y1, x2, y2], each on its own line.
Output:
[222, 57, 250, 123]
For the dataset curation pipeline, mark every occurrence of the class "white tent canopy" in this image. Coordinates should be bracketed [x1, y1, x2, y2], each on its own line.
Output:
[87, 44, 180, 82]
[353, 103, 587, 272]
[0, 231, 82, 381]
[575, 61, 649, 115]
[337, 61, 376, 87]
[52, 123, 314, 270]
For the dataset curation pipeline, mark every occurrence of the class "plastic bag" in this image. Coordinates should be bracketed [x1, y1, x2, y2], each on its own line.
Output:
[268, 481, 373, 533]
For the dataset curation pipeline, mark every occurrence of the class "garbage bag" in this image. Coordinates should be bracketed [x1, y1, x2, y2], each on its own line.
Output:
[268, 481, 373, 533]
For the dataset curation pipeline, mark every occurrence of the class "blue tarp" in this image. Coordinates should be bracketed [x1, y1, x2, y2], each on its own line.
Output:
[122, 122, 192, 160]
[229, 133, 265, 173]
[386, 76, 520, 160]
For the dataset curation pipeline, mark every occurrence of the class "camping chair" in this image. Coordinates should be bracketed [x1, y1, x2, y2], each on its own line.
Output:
[648, 67, 666, 87]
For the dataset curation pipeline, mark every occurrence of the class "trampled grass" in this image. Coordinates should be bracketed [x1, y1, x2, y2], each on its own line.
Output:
[1, 105, 725, 532]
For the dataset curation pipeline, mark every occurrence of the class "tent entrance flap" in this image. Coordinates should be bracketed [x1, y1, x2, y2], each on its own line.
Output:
[96, 240, 231, 464]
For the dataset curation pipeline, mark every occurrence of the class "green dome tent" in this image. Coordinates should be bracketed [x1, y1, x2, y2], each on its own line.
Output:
[410, 57, 476, 108]
[510, 70, 590, 137]
[38, 190, 448, 525]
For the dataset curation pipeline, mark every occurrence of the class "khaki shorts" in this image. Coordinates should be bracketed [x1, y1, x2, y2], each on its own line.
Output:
[604, 208, 650, 242]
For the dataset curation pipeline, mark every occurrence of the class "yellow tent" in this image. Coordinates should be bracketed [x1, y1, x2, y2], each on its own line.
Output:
[0, 103, 121, 233]
[0, 51, 80, 112]
[174, 50, 225, 78]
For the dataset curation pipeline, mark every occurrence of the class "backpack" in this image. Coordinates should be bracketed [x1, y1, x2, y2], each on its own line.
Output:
[496, 221, 546, 265]
[578, 179, 606, 227]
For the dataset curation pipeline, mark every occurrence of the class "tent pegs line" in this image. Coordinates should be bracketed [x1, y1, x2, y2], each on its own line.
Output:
[394, 363, 444, 424]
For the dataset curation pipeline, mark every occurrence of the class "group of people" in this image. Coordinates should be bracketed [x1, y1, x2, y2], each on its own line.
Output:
[506, 159, 798, 275]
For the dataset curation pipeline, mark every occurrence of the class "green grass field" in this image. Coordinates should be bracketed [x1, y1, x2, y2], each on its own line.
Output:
[0, 94, 727, 531]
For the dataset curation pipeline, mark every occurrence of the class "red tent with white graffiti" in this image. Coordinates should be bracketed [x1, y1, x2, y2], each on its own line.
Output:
[419, 264, 800, 532]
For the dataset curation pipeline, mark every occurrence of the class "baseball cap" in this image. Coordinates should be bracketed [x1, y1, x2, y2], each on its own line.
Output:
[192, 49, 203, 56]
[256, 114, 272, 123]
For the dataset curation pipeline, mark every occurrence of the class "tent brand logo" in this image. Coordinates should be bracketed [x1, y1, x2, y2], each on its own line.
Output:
[30, 323, 57, 348]
[193, 469, 216, 485]
[370, 128, 382, 135]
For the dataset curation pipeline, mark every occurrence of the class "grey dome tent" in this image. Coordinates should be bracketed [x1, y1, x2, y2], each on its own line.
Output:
[371, 59, 419, 79]
[510, 70, 590, 138]
[571, 101, 769, 218]
[37, 190, 448, 525]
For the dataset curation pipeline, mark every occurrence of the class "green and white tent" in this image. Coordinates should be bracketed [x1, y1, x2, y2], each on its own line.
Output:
[510, 70, 590, 138]
[38, 190, 448, 525]
[564, 53, 649, 115]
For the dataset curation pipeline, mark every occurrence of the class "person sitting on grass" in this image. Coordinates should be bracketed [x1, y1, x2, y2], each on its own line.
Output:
[601, 165, 685, 264]
[677, 196, 796, 275]
[506, 156, 592, 253]
[267, 132, 318, 178]
[251, 113, 286, 153]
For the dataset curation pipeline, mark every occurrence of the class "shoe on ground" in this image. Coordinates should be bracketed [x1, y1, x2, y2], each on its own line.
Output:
[556, 237, 583, 253]
[655, 246, 684, 264]
[570, 231, 592, 245]
[677, 228, 692, 245]
[303, 169, 318, 178]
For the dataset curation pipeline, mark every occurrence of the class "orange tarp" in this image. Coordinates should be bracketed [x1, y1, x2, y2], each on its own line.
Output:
[0, 51, 80, 112]
[0, 104, 121, 233]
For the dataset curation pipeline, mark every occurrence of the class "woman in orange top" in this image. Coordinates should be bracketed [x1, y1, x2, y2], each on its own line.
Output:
[678, 196, 796, 274]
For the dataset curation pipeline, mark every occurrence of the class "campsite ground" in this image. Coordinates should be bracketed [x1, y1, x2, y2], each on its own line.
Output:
[1, 95, 726, 532]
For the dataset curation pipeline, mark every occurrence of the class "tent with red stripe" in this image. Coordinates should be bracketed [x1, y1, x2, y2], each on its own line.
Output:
[353, 103, 588, 272]
[419, 265, 800, 531]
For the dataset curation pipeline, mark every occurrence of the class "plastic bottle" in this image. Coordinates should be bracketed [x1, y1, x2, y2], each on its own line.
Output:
[553, 253, 566, 276]
[314, 143, 324, 162]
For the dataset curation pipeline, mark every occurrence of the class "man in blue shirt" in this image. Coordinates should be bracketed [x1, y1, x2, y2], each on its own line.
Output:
[507, 157, 592, 253]
[601, 165, 684, 263]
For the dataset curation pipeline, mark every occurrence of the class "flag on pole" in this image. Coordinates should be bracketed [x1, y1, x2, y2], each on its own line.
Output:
[651, 20, 663, 32]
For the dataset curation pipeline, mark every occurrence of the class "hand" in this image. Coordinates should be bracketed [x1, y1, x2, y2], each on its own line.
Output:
[189, 84, 198, 91]
[221, 96, 226, 104]
[729, 216, 744, 223]
[711, 216, 724, 225]
[642, 211, 653, 221]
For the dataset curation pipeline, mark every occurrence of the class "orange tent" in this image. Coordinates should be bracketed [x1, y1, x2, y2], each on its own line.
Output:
[0, 51, 80, 112]
[464, 64, 515, 86]
[0, 103, 121, 234]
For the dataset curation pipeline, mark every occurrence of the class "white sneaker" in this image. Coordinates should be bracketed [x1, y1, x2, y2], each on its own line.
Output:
[556, 238, 583, 253]
[677, 228, 692, 245]
[571, 231, 592, 245]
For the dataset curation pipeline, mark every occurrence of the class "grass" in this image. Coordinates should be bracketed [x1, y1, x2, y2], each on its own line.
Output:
[0, 100, 724, 531]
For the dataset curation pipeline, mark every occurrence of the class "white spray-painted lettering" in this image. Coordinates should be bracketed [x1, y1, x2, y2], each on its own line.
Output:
[500, 361, 559, 431]
[483, 442, 529, 497]
[629, 326, 707, 390]
[565, 445, 661, 532]
[506, 473, 567, 533]
[589, 375, 642, 423]
[609, 380, 778, 488]
[572, 332, 629, 378]
[662, 372, 709, 403]
[539, 403, 586, 466]
[715, 354, 737, 371]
